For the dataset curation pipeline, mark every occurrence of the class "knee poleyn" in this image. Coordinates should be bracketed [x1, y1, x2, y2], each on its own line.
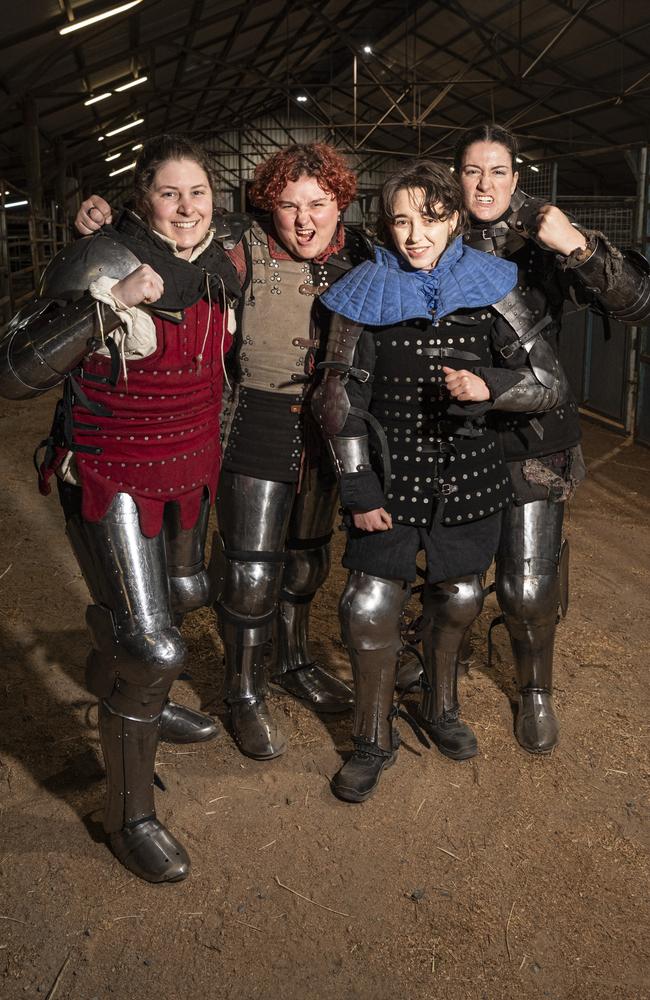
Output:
[340, 573, 406, 651]
[423, 577, 483, 632]
[498, 573, 560, 627]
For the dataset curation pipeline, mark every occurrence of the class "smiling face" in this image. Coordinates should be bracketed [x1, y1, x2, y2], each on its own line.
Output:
[145, 158, 213, 258]
[387, 187, 459, 271]
[271, 174, 340, 259]
[459, 141, 518, 223]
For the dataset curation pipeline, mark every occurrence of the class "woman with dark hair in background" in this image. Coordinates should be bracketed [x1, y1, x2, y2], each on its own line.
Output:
[312, 159, 564, 802]
[0, 134, 241, 882]
[454, 123, 650, 753]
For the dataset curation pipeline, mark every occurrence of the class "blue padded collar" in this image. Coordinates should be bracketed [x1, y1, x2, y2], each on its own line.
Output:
[320, 237, 517, 325]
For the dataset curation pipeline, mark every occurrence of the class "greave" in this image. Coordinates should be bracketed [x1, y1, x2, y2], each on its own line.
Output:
[274, 596, 313, 675]
[496, 500, 564, 752]
[332, 573, 406, 803]
[220, 614, 286, 759]
[272, 593, 354, 712]
[349, 648, 399, 754]
[99, 701, 162, 834]
[340, 572, 407, 754]
[419, 576, 482, 760]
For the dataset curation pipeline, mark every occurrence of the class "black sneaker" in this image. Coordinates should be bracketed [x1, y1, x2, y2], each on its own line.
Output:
[421, 711, 478, 761]
[331, 743, 397, 803]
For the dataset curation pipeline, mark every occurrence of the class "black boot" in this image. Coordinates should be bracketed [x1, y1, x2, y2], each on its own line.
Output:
[331, 739, 397, 803]
[421, 707, 477, 761]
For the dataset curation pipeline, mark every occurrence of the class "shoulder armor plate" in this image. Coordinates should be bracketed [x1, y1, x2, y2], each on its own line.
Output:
[39, 234, 141, 301]
[213, 211, 252, 250]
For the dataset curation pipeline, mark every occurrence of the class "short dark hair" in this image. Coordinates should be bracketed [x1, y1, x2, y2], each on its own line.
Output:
[453, 123, 519, 173]
[132, 134, 215, 218]
[378, 159, 466, 244]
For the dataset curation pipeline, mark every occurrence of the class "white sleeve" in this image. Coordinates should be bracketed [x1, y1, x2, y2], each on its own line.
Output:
[88, 275, 158, 359]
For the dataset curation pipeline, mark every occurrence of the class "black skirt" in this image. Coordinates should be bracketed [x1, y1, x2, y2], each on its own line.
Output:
[222, 386, 305, 482]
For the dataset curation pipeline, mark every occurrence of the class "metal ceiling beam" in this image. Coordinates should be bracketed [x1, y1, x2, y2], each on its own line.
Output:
[521, 0, 598, 78]
[162, 0, 206, 130]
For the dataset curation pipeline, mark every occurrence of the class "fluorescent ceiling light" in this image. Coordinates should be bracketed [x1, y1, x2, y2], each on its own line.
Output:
[5, 200, 28, 208]
[529, 164, 540, 172]
[104, 117, 144, 138]
[515, 156, 523, 163]
[105, 153, 121, 162]
[85, 92, 112, 106]
[296, 95, 308, 102]
[115, 76, 148, 92]
[132, 144, 143, 151]
[109, 161, 136, 177]
[60, 1, 143, 35]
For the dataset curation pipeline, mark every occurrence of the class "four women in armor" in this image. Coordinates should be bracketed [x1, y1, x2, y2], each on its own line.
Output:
[2, 124, 648, 877]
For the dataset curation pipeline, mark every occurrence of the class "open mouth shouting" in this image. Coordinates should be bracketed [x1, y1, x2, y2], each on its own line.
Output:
[295, 227, 317, 245]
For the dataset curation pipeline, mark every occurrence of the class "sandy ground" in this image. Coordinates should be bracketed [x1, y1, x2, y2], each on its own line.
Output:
[0, 392, 648, 1000]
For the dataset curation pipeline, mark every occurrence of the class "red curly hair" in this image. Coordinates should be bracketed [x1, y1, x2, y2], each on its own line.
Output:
[249, 142, 357, 211]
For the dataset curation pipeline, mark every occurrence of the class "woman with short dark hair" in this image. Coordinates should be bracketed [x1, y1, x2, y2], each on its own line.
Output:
[313, 159, 562, 801]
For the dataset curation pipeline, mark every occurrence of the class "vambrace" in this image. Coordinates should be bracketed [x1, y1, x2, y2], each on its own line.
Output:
[491, 367, 568, 413]
[313, 315, 391, 500]
[564, 237, 650, 324]
[330, 436, 385, 513]
[329, 433, 371, 475]
[0, 293, 121, 400]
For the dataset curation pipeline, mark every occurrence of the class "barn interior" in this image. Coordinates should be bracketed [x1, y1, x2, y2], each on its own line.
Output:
[0, 3, 648, 999]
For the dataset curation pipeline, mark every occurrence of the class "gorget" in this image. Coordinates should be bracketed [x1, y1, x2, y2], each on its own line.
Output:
[319, 237, 517, 325]
[106, 209, 242, 312]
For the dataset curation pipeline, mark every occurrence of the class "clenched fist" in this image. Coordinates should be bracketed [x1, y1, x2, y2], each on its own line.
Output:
[76, 195, 113, 235]
[535, 204, 587, 256]
[112, 265, 164, 308]
[352, 508, 393, 532]
[443, 367, 490, 402]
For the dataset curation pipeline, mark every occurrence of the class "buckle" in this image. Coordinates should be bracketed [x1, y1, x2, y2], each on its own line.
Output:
[439, 483, 457, 495]
[500, 342, 517, 359]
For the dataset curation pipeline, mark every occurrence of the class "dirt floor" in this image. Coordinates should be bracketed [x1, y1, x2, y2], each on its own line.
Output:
[0, 393, 648, 1000]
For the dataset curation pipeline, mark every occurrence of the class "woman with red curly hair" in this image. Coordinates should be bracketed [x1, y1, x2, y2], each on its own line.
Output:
[249, 142, 357, 260]
[74, 141, 372, 762]
[211, 142, 374, 760]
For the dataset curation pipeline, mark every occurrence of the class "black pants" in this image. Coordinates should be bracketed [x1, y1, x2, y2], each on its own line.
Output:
[342, 510, 503, 584]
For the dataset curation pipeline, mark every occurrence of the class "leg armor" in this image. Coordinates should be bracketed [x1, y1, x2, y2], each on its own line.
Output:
[419, 575, 483, 760]
[157, 491, 219, 745]
[165, 491, 212, 616]
[271, 477, 353, 712]
[496, 500, 564, 753]
[214, 471, 294, 759]
[332, 572, 407, 802]
[65, 493, 190, 883]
